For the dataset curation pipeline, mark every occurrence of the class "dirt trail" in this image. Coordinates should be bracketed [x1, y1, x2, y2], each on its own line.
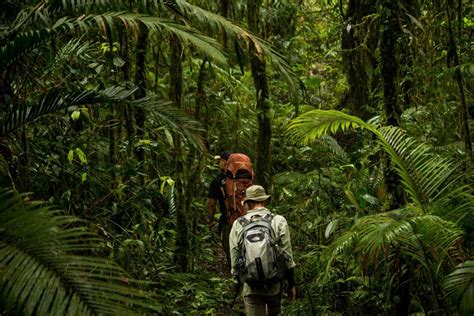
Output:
[207, 240, 244, 315]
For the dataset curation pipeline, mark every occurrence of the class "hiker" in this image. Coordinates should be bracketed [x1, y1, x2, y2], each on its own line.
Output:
[223, 153, 254, 226]
[229, 185, 296, 315]
[208, 150, 232, 265]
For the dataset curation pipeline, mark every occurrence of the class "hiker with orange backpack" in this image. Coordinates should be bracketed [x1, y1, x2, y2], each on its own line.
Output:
[229, 185, 296, 315]
[208, 151, 255, 268]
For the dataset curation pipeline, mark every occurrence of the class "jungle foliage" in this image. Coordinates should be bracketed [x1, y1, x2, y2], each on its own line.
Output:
[0, 0, 473, 315]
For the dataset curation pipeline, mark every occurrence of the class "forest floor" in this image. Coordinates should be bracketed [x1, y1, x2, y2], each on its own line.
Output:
[207, 239, 245, 315]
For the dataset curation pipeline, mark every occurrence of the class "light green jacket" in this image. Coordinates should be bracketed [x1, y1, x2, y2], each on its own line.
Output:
[229, 207, 296, 296]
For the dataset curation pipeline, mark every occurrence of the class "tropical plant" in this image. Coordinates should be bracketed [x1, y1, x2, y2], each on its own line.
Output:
[445, 260, 474, 315]
[288, 109, 473, 313]
[0, 189, 160, 315]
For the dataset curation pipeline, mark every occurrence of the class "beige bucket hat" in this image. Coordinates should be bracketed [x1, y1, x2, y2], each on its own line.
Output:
[243, 185, 271, 203]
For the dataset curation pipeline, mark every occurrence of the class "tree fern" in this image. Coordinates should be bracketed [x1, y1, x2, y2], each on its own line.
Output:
[0, 189, 160, 315]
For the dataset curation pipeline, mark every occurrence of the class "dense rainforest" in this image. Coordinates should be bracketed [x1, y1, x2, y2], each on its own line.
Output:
[0, 0, 473, 315]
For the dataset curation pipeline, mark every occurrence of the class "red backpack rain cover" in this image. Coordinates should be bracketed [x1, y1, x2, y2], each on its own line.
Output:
[224, 153, 254, 226]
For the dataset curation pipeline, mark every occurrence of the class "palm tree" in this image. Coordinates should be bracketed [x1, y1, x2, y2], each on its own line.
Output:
[288, 110, 473, 314]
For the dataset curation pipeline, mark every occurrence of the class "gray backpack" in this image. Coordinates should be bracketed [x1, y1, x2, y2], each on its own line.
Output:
[236, 213, 286, 287]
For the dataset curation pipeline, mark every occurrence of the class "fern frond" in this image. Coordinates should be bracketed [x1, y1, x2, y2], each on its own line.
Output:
[0, 87, 135, 136]
[104, 14, 227, 65]
[173, 0, 296, 85]
[378, 126, 462, 212]
[141, 98, 205, 151]
[445, 261, 474, 314]
[1, 10, 227, 71]
[287, 110, 368, 144]
[0, 189, 159, 315]
[315, 135, 349, 161]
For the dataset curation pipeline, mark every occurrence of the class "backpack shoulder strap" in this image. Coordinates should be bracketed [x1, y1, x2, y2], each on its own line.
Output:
[262, 213, 274, 223]
[238, 216, 251, 227]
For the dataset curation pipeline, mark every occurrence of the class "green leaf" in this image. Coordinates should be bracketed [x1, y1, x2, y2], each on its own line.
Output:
[75, 148, 87, 165]
[67, 150, 74, 163]
[325, 219, 340, 239]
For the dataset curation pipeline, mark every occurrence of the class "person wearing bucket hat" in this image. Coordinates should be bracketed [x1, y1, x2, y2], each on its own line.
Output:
[208, 150, 233, 267]
[229, 185, 296, 315]
[241, 185, 271, 204]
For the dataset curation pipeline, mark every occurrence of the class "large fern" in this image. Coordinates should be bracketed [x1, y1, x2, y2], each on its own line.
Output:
[0, 189, 160, 315]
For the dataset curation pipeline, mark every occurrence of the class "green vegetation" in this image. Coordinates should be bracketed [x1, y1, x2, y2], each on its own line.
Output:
[1, 0, 472, 315]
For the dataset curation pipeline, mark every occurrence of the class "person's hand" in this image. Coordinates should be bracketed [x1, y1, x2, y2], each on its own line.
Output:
[287, 286, 296, 303]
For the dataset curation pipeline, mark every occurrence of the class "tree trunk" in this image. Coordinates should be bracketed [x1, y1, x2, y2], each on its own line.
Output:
[196, 59, 207, 121]
[445, 2, 473, 164]
[380, 0, 405, 212]
[134, 22, 148, 179]
[340, 0, 377, 120]
[169, 34, 189, 272]
[391, 255, 411, 316]
[247, 0, 271, 188]
[120, 27, 134, 159]
[221, 0, 229, 48]
[380, 0, 401, 127]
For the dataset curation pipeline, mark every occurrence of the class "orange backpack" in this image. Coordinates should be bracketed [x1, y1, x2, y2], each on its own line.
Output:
[224, 153, 254, 226]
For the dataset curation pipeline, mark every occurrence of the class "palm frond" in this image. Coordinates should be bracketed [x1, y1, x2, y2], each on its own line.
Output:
[351, 210, 415, 263]
[379, 127, 462, 210]
[322, 209, 464, 292]
[315, 135, 349, 161]
[172, 0, 297, 86]
[445, 261, 474, 315]
[0, 189, 159, 315]
[1, 10, 227, 71]
[106, 14, 227, 65]
[287, 110, 369, 144]
[0, 86, 136, 136]
[141, 98, 205, 151]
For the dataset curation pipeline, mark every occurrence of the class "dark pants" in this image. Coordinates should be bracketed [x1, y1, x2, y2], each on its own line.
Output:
[221, 222, 231, 269]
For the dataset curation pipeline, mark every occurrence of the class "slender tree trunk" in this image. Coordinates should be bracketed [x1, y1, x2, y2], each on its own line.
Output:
[380, 0, 405, 212]
[380, 1, 401, 127]
[169, 34, 189, 272]
[221, 0, 229, 48]
[399, 1, 420, 109]
[445, 2, 473, 163]
[120, 29, 134, 159]
[134, 22, 148, 180]
[248, 0, 271, 188]
[196, 59, 207, 121]
[108, 102, 117, 166]
[0, 72, 14, 183]
[340, 0, 377, 119]
[391, 255, 411, 316]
